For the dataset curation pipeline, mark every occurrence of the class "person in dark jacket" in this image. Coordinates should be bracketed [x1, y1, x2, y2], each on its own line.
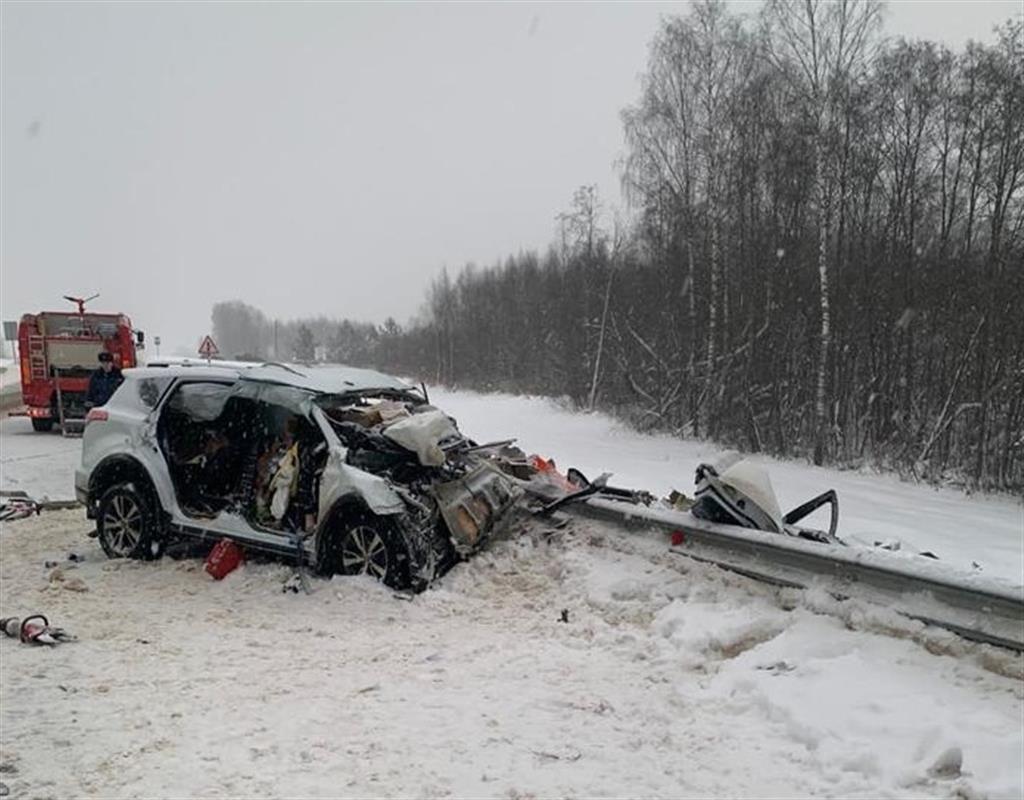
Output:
[85, 352, 124, 408]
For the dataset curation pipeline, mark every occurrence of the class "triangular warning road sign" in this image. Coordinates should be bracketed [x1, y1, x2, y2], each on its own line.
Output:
[198, 335, 220, 358]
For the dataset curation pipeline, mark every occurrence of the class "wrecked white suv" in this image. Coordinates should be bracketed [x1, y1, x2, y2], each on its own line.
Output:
[75, 362, 522, 589]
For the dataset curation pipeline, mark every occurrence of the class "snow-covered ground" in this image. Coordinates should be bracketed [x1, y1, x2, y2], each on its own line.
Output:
[0, 359, 19, 409]
[1, 509, 1021, 799]
[0, 416, 80, 501]
[1, 387, 1022, 798]
[431, 388, 1024, 585]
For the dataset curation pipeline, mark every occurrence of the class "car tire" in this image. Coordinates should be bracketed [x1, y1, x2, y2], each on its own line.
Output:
[333, 517, 411, 589]
[97, 483, 164, 561]
[31, 418, 54, 432]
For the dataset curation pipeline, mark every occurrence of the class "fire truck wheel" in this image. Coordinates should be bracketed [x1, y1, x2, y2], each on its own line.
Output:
[31, 418, 54, 432]
[97, 483, 164, 561]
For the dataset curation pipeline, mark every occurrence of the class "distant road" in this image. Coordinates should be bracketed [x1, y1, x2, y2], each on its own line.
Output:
[0, 360, 20, 411]
[0, 415, 80, 500]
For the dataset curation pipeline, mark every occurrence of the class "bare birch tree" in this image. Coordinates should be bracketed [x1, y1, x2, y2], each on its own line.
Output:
[762, 0, 882, 463]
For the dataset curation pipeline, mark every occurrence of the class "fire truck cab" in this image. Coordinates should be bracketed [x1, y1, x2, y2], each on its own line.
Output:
[16, 307, 144, 431]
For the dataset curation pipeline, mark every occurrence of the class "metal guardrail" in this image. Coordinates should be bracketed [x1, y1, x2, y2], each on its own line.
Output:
[570, 497, 1024, 652]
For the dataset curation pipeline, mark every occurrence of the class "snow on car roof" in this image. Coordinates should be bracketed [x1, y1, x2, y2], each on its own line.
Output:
[239, 363, 413, 394]
[126, 364, 243, 381]
[141, 358, 413, 394]
[145, 357, 257, 371]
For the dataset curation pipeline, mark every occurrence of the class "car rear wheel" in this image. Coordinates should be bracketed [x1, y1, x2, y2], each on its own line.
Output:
[334, 519, 411, 589]
[31, 418, 54, 432]
[97, 483, 163, 560]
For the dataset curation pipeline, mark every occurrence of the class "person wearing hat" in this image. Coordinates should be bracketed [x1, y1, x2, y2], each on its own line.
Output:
[85, 352, 124, 408]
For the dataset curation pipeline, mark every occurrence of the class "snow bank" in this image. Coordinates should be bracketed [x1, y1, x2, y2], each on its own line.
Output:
[699, 614, 1023, 796]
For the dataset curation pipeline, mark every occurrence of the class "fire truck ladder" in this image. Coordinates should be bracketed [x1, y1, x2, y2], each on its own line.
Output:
[27, 336, 47, 382]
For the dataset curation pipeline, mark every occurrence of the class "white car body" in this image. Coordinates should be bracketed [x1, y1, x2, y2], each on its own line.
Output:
[76, 362, 521, 587]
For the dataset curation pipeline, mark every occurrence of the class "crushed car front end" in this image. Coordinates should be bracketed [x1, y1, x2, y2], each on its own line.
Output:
[310, 384, 523, 588]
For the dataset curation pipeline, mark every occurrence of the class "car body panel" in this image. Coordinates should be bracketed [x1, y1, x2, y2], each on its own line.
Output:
[311, 406, 407, 519]
[176, 510, 317, 558]
[77, 373, 182, 516]
[433, 462, 522, 553]
[317, 447, 407, 518]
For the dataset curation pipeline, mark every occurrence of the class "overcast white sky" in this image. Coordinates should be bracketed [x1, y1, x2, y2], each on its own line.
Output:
[2, 1, 1018, 354]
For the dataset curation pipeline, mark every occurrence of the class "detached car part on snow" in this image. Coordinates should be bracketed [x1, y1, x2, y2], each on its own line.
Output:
[523, 452, 841, 547]
[76, 363, 522, 590]
[690, 457, 841, 546]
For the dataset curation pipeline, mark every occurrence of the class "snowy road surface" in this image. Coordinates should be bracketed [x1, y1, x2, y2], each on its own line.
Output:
[1, 386, 1022, 798]
[1, 509, 1021, 799]
[0, 416, 81, 502]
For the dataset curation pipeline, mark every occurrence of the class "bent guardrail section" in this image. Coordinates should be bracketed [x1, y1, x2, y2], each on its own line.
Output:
[571, 497, 1024, 652]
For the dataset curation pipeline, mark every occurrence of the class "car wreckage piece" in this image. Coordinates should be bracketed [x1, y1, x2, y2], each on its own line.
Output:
[690, 457, 841, 545]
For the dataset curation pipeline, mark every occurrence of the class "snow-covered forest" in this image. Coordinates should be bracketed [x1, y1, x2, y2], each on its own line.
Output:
[212, 1, 1023, 492]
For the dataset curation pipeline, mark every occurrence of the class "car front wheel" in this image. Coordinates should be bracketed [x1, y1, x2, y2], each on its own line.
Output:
[97, 483, 163, 560]
[335, 520, 411, 589]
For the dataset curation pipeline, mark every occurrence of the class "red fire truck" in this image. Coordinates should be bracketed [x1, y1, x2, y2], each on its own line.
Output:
[13, 296, 144, 432]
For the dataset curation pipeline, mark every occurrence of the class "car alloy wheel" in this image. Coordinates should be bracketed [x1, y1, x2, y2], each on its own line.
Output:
[103, 493, 143, 557]
[341, 524, 389, 580]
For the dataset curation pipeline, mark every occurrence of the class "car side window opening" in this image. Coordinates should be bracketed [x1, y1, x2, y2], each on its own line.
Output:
[157, 381, 245, 518]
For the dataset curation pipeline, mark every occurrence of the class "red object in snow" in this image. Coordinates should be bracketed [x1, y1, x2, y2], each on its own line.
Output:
[205, 539, 244, 580]
[670, 530, 686, 547]
[530, 454, 577, 493]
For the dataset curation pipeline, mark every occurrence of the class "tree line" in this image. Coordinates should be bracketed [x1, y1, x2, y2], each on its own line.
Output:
[213, 1, 1023, 492]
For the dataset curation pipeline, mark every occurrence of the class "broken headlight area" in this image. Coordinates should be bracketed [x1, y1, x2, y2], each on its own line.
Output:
[316, 393, 525, 572]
